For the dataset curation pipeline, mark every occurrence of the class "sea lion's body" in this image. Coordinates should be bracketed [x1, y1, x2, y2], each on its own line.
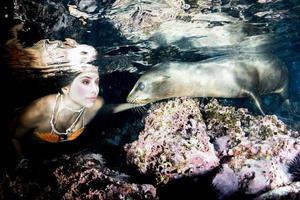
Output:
[127, 55, 289, 114]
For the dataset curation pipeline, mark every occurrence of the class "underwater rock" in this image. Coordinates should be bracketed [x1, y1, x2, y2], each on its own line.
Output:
[0, 150, 158, 200]
[203, 100, 300, 198]
[215, 134, 300, 196]
[212, 164, 239, 199]
[0, 158, 57, 199]
[51, 151, 157, 200]
[124, 97, 299, 199]
[254, 181, 300, 200]
[125, 98, 220, 185]
[204, 99, 296, 150]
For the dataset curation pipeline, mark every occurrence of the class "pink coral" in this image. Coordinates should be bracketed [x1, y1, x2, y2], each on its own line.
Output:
[125, 98, 219, 184]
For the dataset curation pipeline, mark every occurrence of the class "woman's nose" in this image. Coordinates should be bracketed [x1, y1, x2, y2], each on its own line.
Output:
[91, 83, 99, 94]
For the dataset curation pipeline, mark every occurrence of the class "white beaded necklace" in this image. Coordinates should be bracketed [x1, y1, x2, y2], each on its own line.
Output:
[50, 93, 85, 138]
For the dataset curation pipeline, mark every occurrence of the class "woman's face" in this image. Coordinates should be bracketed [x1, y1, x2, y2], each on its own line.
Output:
[68, 71, 100, 108]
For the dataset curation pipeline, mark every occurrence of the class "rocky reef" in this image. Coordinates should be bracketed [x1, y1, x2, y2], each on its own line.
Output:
[0, 150, 158, 200]
[1, 98, 300, 199]
[52, 151, 157, 200]
[124, 98, 300, 199]
[125, 98, 219, 185]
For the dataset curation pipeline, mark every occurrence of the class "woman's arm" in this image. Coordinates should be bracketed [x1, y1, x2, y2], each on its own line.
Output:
[89, 97, 145, 115]
[99, 103, 146, 115]
[10, 98, 46, 158]
[85, 97, 146, 125]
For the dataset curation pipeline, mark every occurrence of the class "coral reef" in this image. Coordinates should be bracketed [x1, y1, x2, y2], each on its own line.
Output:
[0, 151, 157, 200]
[254, 181, 300, 200]
[125, 98, 219, 184]
[2, 98, 299, 199]
[51, 151, 157, 200]
[0, 160, 57, 199]
[124, 97, 300, 199]
[204, 99, 300, 197]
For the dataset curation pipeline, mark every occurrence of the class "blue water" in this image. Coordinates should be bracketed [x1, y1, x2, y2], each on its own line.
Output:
[240, 0, 300, 127]
[9, 0, 300, 129]
[196, 1, 300, 127]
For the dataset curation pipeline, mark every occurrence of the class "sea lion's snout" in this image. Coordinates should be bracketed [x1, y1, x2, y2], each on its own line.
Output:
[126, 93, 134, 103]
[127, 89, 141, 104]
[127, 93, 144, 104]
[127, 81, 148, 104]
[127, 89, 150, 104]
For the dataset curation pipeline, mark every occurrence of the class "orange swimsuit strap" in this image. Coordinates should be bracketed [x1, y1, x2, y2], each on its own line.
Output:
[33, 127, 84, 143]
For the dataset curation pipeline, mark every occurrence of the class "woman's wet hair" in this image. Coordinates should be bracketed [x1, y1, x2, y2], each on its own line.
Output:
[54, 71, 80, 92]
[54, 63, 99, 93]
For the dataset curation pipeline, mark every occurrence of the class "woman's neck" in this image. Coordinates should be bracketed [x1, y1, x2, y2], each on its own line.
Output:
[50, 93, 86, 136]
[60, 93, 84, 112]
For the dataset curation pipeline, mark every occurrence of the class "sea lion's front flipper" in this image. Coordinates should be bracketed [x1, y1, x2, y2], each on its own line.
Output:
[242, 90, 265, 115]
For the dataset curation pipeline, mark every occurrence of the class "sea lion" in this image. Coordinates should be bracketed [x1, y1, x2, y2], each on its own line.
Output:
[126, 55, 289, 115]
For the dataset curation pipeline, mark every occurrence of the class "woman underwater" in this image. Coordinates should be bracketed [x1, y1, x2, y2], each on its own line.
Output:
[7, 37, 140, 161]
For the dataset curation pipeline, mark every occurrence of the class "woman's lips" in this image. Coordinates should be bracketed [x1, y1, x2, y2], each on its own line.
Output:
[86, 97, 97, 101]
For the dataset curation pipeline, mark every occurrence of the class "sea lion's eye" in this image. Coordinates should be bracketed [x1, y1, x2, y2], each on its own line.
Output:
[137, 82, 145, 90]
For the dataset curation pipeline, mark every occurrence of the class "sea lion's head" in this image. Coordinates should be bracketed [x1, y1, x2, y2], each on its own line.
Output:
[127, 68, 176, 104]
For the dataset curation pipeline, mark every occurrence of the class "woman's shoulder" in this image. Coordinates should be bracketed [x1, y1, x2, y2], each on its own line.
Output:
[20, 94, 57, 119]
[30, 94, 57, 110]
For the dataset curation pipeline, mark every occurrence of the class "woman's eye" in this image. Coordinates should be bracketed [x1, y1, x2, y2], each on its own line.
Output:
[138, 82, 145, 90]
[82, 80, 90, 85]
